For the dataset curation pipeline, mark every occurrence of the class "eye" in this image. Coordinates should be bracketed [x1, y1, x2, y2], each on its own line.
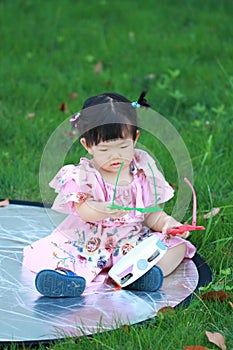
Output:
[120, 144, 130, 149]
[99, 149, 108, 152]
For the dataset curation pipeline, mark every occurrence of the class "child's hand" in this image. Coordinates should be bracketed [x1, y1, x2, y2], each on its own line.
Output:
[105, 202, 126, 219]
[162, 216, 190, 239]
[75, 200, 126, 222]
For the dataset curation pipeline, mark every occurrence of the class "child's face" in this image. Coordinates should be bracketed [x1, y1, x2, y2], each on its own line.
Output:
[81, 132, 139, 174]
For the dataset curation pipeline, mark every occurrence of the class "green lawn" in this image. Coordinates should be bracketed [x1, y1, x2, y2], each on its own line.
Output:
[0, 0, 232, 349]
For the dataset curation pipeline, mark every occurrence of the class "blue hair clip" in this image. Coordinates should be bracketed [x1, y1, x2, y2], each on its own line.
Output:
[131, 101, 140, 108]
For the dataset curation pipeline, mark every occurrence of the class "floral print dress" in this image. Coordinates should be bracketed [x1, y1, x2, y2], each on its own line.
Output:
[23, 149, 196, 286]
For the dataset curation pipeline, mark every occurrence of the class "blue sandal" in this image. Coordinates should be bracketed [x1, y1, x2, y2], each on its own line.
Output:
[126, 265, 163, 292]
[35, 268, 86, 298]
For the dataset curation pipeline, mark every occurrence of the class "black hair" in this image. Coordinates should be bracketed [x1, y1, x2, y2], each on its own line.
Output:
[77, 91, 150, 147]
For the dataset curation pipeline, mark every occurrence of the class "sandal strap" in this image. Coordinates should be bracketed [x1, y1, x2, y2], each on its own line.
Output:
[55, 267, 77, 276]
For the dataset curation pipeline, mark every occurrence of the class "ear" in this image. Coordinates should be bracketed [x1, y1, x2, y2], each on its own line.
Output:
[80, 138, 93, 154]
[134, 129, 140, 146]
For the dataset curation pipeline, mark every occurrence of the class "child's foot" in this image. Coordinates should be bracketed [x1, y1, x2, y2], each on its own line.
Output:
[125, 265, 163, 292]
[35, 268, 86, 297]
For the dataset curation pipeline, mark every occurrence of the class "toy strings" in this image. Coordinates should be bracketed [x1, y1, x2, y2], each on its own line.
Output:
[108, 162, 161, 213]
[108, 163, 205, 236]
[166, 177, 205, 236]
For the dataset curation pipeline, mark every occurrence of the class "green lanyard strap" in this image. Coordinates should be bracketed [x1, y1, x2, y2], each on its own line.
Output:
[108, 162, 161, 213]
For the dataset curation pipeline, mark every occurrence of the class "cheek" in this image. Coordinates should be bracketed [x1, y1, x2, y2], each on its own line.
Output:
[95, 153, 108, 165]
[124, 147, 134, 158]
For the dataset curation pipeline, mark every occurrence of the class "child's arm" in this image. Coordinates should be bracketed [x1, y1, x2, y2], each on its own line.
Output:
[75, 200, 125, 222]
[144, 211, 189, 238]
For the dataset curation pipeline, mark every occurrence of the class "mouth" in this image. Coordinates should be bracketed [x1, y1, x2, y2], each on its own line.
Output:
[110, 162, 122, 168]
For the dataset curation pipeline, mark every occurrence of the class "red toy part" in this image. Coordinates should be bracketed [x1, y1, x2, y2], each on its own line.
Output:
[166, 223, 205, 236]
[166, 177, 205, 236]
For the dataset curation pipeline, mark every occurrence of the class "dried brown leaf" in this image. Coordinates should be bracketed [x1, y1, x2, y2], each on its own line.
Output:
[205, 331, 226, 350]
[103, 80, 113, 86]
[201, 290, 233, 302]
[59, 103, 69, 114]
[121, 324, 131, 333]
[169, 182, 177, 190]
[68, 92, 78, 100]
[94, 61, 103, 74]
[27, 112, 36, 118]
[203, 207, 220, 219]
[157, 306, 175, 314]
[0, 198, 9, 207]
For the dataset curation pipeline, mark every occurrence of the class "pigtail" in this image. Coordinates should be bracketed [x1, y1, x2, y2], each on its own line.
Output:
[132, 91, 151, 108]
[137, 91, 151, 107]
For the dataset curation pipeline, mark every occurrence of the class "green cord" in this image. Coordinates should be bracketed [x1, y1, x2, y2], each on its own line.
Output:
[108, 161, 161, 213]
[111, 162, 124, 207]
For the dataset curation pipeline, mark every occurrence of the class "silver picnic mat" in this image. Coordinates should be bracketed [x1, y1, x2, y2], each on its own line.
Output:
[0, 203, 207, 345]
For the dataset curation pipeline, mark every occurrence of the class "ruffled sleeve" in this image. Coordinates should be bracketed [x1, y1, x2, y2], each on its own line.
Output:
[133, 149, 174, 207]
[49, 159, 105, 214]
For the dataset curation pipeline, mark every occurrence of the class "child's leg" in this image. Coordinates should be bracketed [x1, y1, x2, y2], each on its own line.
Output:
[125, 244, 186, 291]
[156, 243, 186, 277]
[125, 265, 163, 292]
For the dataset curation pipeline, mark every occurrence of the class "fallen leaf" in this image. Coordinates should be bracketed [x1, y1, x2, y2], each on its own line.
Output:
[169, 182, 177, 190]
[203, 207, 220, 219]
[27, 112, 36, 118]
[182, 346, 208, 350]
[205, 331, 226, 350]
[0, 199, 9, 207]
[229, 301, 233, 308]
[201, 290, 232, 302]
[103, 80, 113, 86]
[59, 103, 69, 113]
[121, 324, 131, 333]
[157, 306, 175, 314]
[94, 61, 103, 74]
[68, 92, 78, 100]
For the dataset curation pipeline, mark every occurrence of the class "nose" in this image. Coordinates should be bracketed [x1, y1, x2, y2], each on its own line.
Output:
[109, 149, 122, 159]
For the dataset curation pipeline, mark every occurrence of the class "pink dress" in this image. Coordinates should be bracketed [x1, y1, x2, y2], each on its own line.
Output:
[23, 149, 196, 286]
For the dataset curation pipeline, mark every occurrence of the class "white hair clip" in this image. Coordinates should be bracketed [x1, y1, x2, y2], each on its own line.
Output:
[69, 112, 80, 128]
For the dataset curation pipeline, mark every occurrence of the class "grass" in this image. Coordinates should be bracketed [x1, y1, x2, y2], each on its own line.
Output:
[0, 0, 232, 349]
